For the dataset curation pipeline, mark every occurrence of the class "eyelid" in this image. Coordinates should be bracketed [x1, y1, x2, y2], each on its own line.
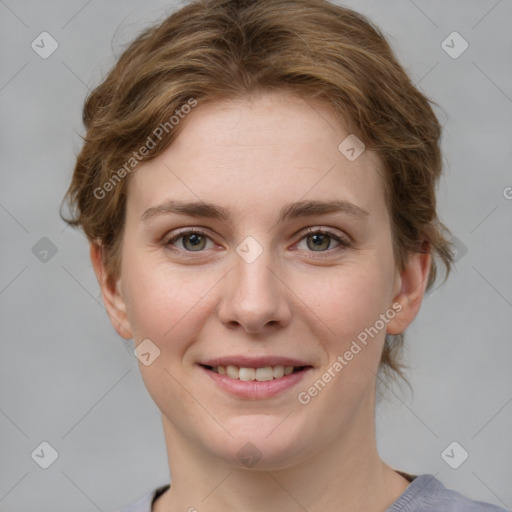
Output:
[297, 226, 352, 245]
[164, 226, 211, 240]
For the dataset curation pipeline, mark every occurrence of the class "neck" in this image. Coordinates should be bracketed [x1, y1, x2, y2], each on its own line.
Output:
[154, 389, 410, 512]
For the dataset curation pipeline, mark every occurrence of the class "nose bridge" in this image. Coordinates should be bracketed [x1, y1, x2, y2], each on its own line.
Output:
[217, 235, 291, 332]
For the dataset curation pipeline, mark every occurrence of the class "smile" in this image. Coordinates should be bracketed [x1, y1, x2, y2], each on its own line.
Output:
[203, 364, 307, 381]
[198, 361, 313, 399]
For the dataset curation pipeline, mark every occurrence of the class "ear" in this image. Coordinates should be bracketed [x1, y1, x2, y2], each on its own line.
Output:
[89, 241, 133, 340]
[386, 245, 431, 336]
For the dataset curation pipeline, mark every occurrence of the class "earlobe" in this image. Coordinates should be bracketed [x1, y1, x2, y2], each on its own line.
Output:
[89, 242, 133, 340]
[386, 247, 431, 336]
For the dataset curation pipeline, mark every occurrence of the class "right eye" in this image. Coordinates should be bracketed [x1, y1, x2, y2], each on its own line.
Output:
[163, 229, 215, 253]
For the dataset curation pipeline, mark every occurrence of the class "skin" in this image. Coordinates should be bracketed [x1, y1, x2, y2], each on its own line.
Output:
[91, 90, 430, 512]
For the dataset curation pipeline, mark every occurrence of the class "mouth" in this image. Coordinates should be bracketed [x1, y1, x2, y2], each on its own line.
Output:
[200, 364, 311, 381]
[198, 358, 314, 399]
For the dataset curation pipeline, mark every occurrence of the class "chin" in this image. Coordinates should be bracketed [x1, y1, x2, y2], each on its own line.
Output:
[204, 418, 316, 470]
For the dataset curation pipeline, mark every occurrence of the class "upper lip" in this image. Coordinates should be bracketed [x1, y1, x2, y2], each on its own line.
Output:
[200, 356, 312, 368]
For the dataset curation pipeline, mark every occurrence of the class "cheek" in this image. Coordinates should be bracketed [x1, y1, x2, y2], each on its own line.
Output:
[292, 259, 395, 413]
[122, 249, 395, 349]
[120, 251, 212, 416]
[121, 247, 218, 348]
[292, 259, 393, 345]
[292, 261, 394, 421]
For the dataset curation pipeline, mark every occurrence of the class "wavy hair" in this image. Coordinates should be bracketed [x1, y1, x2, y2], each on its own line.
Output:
[61, 0, 454, 385]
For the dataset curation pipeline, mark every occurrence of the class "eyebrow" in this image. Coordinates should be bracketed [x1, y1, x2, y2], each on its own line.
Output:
[140, 199, 369, 224]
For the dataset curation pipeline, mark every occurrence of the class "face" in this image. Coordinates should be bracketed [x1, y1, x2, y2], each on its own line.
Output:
[93, 90, 429, 470]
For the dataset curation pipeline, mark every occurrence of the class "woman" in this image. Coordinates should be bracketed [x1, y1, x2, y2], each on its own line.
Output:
[61, 0, 506, 510]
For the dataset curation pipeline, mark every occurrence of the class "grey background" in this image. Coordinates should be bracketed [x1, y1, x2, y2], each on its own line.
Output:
[1, 0, 511, 511]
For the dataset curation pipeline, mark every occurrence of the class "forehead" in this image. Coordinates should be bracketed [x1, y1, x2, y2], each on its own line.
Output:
[126, 91, 387, 222]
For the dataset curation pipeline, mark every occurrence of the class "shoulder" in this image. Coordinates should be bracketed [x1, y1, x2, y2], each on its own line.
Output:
[388, 474, 508, 512]
[118, 484, 170, 512]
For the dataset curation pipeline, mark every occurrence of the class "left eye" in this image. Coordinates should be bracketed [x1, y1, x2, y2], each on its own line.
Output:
[296, 230, 349, 252]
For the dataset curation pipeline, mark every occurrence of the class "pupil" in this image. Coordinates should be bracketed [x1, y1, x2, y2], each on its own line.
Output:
[186, 234, 204, 250]
[310, 234, 329, 250]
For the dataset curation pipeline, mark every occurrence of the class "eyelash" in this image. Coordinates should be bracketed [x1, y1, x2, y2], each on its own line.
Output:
[163, 227, 352, 258]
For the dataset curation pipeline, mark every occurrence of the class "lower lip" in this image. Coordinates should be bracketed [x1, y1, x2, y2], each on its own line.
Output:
[200, 365, 312, 399]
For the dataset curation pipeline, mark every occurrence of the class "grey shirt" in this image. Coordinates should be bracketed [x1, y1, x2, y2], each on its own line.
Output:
[119, 473, 508, 512]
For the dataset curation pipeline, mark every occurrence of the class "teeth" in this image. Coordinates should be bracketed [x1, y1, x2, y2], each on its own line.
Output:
[212, 365, 298, 381]
[226, 365, 238, 379]
[239, 367, 255, 381]
[273, 365, 285, 378]
[255, 367, 273, 381]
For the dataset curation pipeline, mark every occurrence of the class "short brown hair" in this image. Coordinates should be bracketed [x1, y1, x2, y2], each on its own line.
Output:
[61, 0, 454, 384]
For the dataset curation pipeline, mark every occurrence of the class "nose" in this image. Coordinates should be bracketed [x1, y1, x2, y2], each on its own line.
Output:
[217, 244, 292, 334]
